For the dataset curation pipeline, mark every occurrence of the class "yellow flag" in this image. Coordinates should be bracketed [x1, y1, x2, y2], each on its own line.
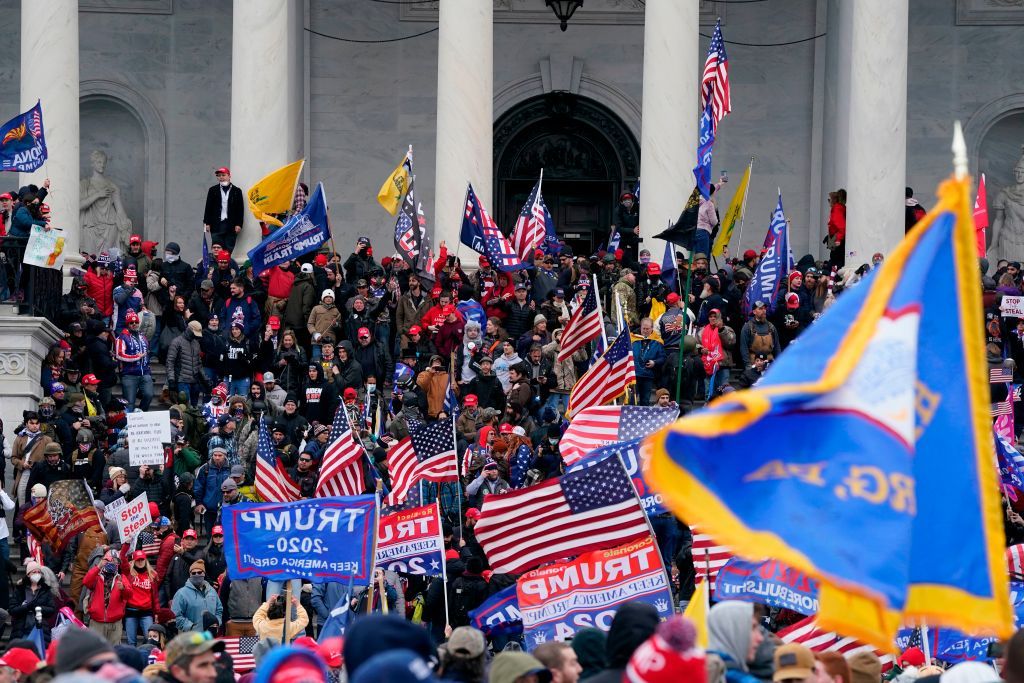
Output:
[649, 297, 666, 326]
[711, 161, 752, 258]
[377, 153, 412, 216]
[683, 581, 709, 648]
[247, 159, 305, 227]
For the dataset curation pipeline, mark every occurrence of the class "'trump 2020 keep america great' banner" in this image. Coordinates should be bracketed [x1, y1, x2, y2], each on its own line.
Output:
[517, 537, 674, 649]
[714, 558, 820, 616]
[375, 502, 444, 576]
[222, 496, 376, 583]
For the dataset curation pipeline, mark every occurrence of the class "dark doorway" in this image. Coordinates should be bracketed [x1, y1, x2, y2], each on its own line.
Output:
[494, 93, 640, 256]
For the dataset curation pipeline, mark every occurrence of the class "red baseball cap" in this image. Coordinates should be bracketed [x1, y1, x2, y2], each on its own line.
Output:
[216, 251, 231, 263]
[465, 507, 482, 520]
[666, 292, 680, 305]
[318, 637, 344, 669]
[357, 327, 370, 339]
[479, 255, 490, 267]
[431, 286, 442, 298]
[314, 254, 328, 267]
[129, 234, 142, 244]
[215, 167, 230, 175]
[81, 373, 100, 385]
[647, 263, 661, 276]
[212, 525, 224, 536]
[0, 647, 41, 675]
[441, 304, 456, 316]
[183, 529, 198, 539]
[499, 423, 513, 434]
[743, 249, 757, 260]
[463, 394, 478, 407]
[133, 550, 147, 561]
[409, 325, 422, 335]
[268, 316, 281, 330]
[785, 292, 800, 309]
[445, 549, 460, 560]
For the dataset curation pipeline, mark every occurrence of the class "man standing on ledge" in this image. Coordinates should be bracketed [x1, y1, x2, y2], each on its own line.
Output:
[203, 167, 243, 253]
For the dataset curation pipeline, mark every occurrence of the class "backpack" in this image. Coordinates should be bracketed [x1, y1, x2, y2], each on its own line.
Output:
[449, 576, 489, 627]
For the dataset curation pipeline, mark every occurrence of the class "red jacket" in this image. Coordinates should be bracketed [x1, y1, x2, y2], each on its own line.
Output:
[154, 533, 179, 585]
[119, 545, 160, 611]
[261, 266, 296, 300]
[827, 203, 846, 242]
[83, 268, 114, 317]
[82, 565, 135, 623]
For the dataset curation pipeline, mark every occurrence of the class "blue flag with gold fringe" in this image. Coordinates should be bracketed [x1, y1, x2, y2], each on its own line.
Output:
[645, 174, 1012, 649]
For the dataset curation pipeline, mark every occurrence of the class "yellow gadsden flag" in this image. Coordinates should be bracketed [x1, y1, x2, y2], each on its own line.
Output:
[711, 160, 752, 258]
[683, 581, 709, 648]
[377, 151, 412, 216]
[247, 159, 305, 227]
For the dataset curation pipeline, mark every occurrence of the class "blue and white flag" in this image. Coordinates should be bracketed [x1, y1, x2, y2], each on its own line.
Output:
[541, 202, 561, 256]
[694, 98, 716, 200]
[443, 376, 460, 419]
[714, 558, 820, 616]
[661, 238, 677, 294]
[996, 432, 1024, 492]
[316, 586, 353, 642]
[469, 584, 522, 637]
[457, 299, 486, 328]
[608, 229, 621, 253]
[248, 182, 330, 275]
[744, 192, 789, 314]
[0, 101, 46, 172]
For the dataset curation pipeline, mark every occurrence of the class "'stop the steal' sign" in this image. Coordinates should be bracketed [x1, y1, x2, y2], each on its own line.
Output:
[222, 496, 376, 583]
[517, 536, 674, 649]
[111, 492, 153, 544]
[1002, 295, 1024, 318]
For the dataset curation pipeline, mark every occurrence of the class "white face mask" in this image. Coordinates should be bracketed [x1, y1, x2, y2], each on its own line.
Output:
[164, 253, 178, 262]
[29, 572, 41, 584]
[220, 181, 230, 188]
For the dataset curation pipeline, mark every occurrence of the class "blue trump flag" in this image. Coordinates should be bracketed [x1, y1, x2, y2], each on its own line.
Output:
[744, 193, 789, 314]
[248, 182, 330, 275]
[317, 580, 355, 642]
[0, 101, 46, 172]
[694, 98, 716, 200]
[222, 495, 377, 584]
[714, 558, 820, 616]
[661, 239, 677, 294]
[469, 584, 523, 637]
[646, 175, 1013, 649]
[541, 202, 561, 256]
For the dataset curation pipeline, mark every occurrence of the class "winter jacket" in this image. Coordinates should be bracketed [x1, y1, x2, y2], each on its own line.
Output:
[171, 580, 223, 632]
[307, 303, 342, 339]
[220, 294, 262, 339]
[166, 330, 204, 385]
[8, 205, 44, 238]
[352, 339, 390, 385]
[632, 334, 666, 379]
[115, 329, 150, 376]
[333, 342, 364, 392]
[112, 285, 144, 331]
[396, 290, 430, 338]
[417, 368, 450, 418]
[466, 372, 506, 413]
[82, 565, 135, 623]
[194, 460, 231, 511]
[343, 251, 379, 284]
[502, 300, 535, 341]
[302, 365, 338, 425]
[161, 257, 195, 298]
[9, 583, 56, 639]
[252, 600, 309, 642]
[284, 273, 317, 332]
[161, 548, 204, 603]
[542, 340, 585, 393]
[221, 334, 256, 381]
[262, 265, 296, 300]
[83, 269, 115, 318]
[613, 278, 639, 328]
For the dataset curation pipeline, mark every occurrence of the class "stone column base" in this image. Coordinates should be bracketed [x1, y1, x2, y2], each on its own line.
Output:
[0, 315, 62, 452]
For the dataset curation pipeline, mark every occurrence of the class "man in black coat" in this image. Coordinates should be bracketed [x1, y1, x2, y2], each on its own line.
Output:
[202, 167, 244, 253]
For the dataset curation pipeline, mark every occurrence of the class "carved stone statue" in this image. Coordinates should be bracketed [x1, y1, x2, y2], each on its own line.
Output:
[80, 150, 132, 255]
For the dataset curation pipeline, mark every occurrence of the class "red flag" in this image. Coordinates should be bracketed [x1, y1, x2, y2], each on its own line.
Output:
[974, 173, 988, 257]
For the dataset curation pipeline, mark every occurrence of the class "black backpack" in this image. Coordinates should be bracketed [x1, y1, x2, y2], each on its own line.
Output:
[448, 575, 489, 627]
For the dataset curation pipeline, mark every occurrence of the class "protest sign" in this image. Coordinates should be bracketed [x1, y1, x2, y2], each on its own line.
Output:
[714, 558, 820, 616]
[517, 537, 674, 649]
[127, 411, 171, 466]
[375, 502, 444, 576]
[23, 225, 65, 269]
[113, 493, 152, 544]
[469, 584, 522, 637]
[566, 439, 666, 516]
[1003, 295, 1024, 318]
[222, 496, 377, 583]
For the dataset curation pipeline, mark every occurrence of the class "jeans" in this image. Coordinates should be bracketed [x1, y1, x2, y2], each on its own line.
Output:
[650, 514, 680, 570]
[124, 611, 153, 646]
[542, 392, 570, 417]
[122, 374, 154, 412]
[705, 368, 730, 401]
[227, 377, 251, 398]
[266, 579, 302, 606]
[691, 229, 711, 258]
[0, 538, 10, 610]
[636, 378, 655, 405]
[179, 382, 203, 406]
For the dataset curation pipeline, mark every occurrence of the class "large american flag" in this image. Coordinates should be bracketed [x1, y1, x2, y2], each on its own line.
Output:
[701, 19, 731, 133]
[461, 183, 527, 272]
[512, 176, 547, 262]
[475, 455, 649, 574]
[316, 406, 367, 498]
[567, 328, 636, 418]
[220, 636, 258, 673]
[1008, 543, 1024, 577]
[560, 404, 678, 465]
[254, 417, 300, 502]
[385, 419, 459, 506]
[692, 529, 734, 585]
[992, 366, 1014, 383]
[778, 617, 894, 671]
[556, 284, 602, 363]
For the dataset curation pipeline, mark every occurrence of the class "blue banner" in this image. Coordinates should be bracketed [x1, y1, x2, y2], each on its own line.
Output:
[0, 101, 46, 172]
[222, 496, 376, 583]
[541, 203, 561, 255]
[457, 300, 486, 328]
[714, 558, 820, 616]
[248, 182, 330, 275]
[566, 438, 666, 516]
[693, 98, 715, 200]
[744, 193, 789, 314]
[469, 584, 523, 637]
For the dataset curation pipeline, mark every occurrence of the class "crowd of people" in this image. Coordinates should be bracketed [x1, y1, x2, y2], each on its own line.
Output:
[0, 167, 1017, 683]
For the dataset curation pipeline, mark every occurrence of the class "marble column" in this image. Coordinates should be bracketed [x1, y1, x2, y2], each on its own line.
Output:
[20, 0, 81, 266]
[837, 0, 908, 262]
[434, 0, 493, 253]
[639, 0, 699, 254]
[230, 0, 304, 258]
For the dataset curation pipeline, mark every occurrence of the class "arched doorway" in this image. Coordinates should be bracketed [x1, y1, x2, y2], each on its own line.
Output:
[494, 93, 640, 256]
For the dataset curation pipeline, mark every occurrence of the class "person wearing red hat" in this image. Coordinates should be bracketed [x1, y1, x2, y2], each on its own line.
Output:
[203, 167, 243, 253]
[639, 262, 669, 318]
[0, 645, 42, 677]
[742, 248, 759, 270]
[123, 232, 152, 281]
[115, 305, 153, 411]
[118, 547, 159, 647]
[434, 304, 466, 362]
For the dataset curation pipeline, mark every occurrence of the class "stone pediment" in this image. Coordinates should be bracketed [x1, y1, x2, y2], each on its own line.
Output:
[399, 0, 721, 27]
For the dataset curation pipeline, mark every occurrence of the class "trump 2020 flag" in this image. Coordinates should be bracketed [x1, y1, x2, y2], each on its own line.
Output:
[248, 182, 329, 275]
[693, 97, 715, 200]
[0, 101, 46, 172]
[646, 174, 1013, 649]
[744, 192, 789, 314]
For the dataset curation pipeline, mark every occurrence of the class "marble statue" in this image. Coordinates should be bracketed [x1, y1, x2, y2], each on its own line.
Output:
[80, 150, 132, 255]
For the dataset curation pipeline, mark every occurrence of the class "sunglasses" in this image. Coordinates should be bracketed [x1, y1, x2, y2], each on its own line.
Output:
[298, 458, 312, 463]
[190, 571, 205, 576]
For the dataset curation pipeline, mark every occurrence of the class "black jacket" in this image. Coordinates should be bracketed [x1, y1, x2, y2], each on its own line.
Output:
[203, 184, 244, 229]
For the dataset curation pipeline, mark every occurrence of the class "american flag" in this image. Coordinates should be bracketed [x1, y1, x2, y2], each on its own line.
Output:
[254, 417, 300, 502]
[560, 405, 677, 465]
[512, 176, 547, 262]
[475, 455, 649, 574]
[557, 284, 602, 363]
[567, 328, 636, 418]
[692, 529, 734, 585]
[993, 400, 1013, 417]
[220, 636, 258, 672]
[461, 183, 527, 272]
[1008, 543, 1024, 577]
[317, 406, 367, 498]
[992, 366, 1014, 383]
[778, 617, 894, 671]
[701, 19, 731, 133]
[385, 419, 459, 506]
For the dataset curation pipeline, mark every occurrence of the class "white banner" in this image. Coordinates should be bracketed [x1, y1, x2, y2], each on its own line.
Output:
[1002, 295, 1024, 318]
[127, 410, 171, 466]
[23, 225, 65, 269]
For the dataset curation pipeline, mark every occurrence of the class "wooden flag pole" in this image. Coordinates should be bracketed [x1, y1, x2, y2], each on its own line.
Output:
[735, 157, 755, 254]
[437, 494, 452, 630]
[282, 581, 292, 643]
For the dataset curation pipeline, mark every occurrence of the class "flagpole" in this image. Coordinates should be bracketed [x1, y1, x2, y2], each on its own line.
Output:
[675, 247, 697, 406]
[921, 622, 932, 665]
[366, 486, 382, 614]
[618, 452, 677, 614]
[343, 404, 385, 491]
[452, 412, 462, 525]
[436, 496, 452, 630]
[735, 157, 754, 253]
[592, 274, 609, 350]
[703, 549, 712, 613]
